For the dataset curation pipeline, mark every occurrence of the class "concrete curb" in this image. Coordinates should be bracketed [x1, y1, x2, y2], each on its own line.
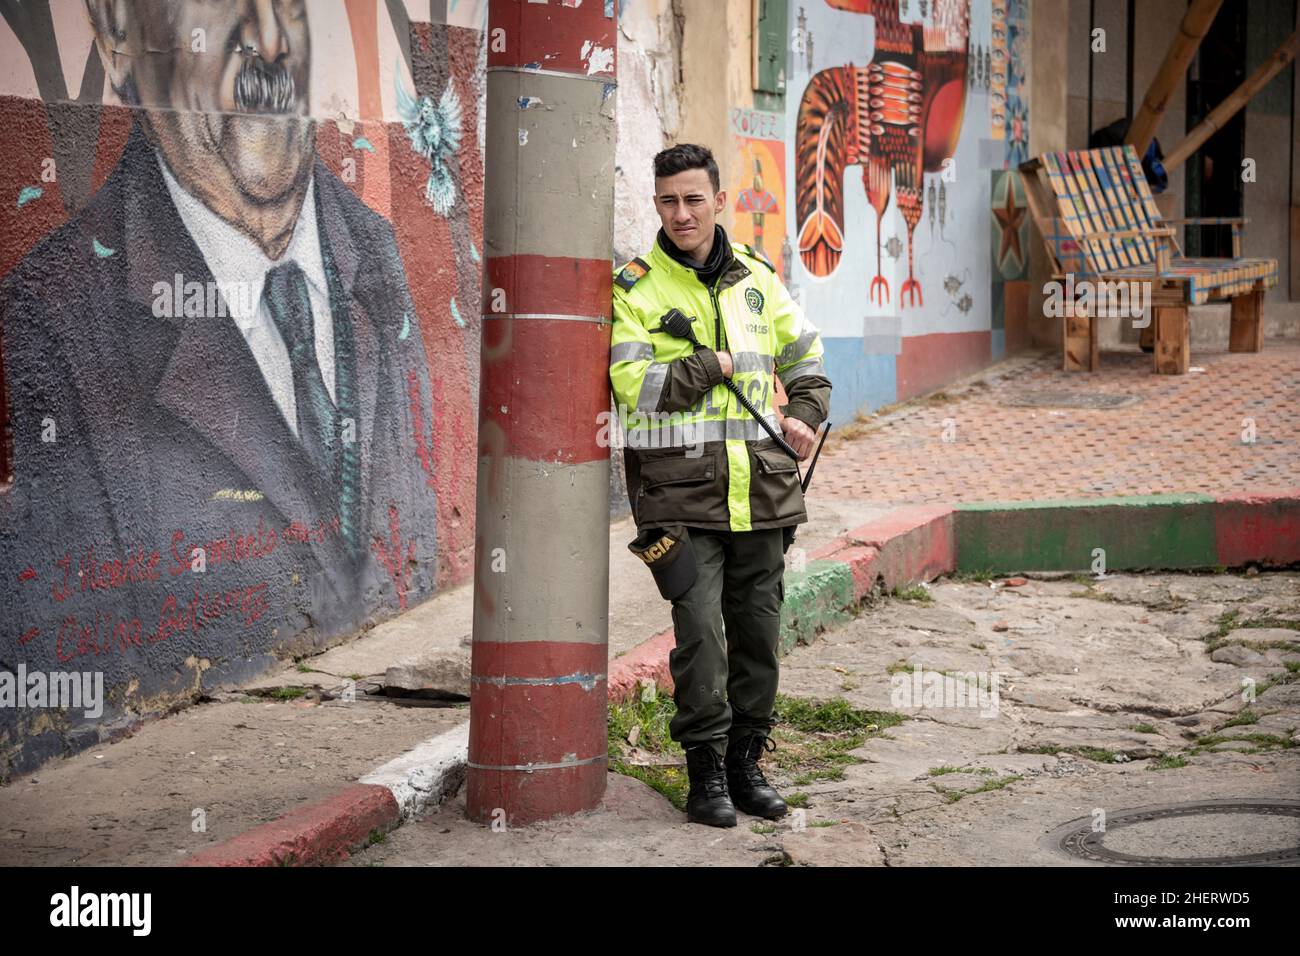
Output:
[178, 784, 401, 867]
[182, 491, 1298, 865]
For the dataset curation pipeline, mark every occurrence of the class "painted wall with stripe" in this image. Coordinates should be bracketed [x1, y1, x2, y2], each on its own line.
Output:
[0, 0, 487, 779]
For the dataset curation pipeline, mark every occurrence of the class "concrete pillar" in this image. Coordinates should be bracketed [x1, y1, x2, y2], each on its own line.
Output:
[467, 0, 617, 825]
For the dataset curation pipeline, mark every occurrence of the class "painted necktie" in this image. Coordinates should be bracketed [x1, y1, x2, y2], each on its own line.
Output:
[264, 261, 337, 481]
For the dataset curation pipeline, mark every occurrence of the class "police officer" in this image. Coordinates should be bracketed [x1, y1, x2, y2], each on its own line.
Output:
[610, 144, 832, 827]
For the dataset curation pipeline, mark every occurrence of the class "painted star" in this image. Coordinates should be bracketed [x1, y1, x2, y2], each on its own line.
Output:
[993, 175, 1026, 269]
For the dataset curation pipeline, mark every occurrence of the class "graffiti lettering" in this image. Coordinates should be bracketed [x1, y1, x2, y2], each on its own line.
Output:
[52, 546, 163, 602]
[52, 582, 269, 663]
[168, 520, 279, 576]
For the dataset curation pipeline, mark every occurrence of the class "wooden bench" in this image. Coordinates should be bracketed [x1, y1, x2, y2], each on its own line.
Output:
[1019, 145, 1278, 373]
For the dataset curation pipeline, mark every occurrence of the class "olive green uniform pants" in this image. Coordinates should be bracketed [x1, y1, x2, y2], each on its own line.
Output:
[668, 527, 786, 759]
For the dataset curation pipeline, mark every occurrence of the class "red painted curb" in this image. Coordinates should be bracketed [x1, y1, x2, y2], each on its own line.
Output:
[607, 628, 676, 704]
[814, 504, 956, 594]
[1213, 490, 1300, 568]
[177, 784, 400, 867]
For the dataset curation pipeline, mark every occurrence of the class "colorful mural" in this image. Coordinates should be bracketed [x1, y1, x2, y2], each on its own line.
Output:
[729, 107, 788, 277]
[785, 0, 1029, 419]
[0, 0, 485, 779]
[990, 167, 1029, 356]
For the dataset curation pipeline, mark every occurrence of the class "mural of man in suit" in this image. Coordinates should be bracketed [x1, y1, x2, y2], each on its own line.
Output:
[0, 0, 441, 757]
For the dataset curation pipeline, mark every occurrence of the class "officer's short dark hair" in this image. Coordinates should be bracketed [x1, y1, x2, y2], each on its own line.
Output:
[653, 143, 720, 194]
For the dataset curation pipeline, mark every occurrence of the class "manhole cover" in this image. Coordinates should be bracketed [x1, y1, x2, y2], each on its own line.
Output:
[1003, 390, 1139, 409]
[1043, 800, 1300, 866]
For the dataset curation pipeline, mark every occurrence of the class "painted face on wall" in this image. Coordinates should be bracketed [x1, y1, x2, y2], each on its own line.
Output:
[653, 167, 727, 262]
[87, 0, 314, 246]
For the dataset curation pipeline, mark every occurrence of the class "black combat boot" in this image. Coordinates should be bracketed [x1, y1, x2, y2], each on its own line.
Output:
[683, 745, 737, 827]
[725, 733, 788, 819]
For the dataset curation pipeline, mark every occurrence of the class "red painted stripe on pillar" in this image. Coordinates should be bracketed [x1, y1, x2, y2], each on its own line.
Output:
[469, 634, 608, 821]
[470, 682, 607, 766]
[488, 1, 617, 75]
[470, 640, 606, 766]
[485, 255, 610, 317]
[472, 638, 606, 675]
[467, 763, 607, 824]
[480, 319, 611, 463]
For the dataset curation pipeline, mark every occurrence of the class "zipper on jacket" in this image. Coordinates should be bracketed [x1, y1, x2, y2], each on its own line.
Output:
[709, 281, 726, 351]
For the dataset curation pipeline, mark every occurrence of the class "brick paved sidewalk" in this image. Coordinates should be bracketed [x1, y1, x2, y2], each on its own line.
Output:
[817, 342, 1300, 504]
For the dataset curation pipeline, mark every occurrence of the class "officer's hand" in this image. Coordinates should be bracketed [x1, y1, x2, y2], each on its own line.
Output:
[782, 417, 817, 460]
[715, 351, 734, 378]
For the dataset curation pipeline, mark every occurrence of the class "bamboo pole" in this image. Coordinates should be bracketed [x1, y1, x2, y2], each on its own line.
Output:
[1164, 30, 1300, 173]
[1125, 0, 1223, 156]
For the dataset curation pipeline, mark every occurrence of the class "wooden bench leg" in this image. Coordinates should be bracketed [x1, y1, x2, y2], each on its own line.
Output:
[1154, 305, 1189, 374]
[1229, 289, 1264, 352]
[1139, 319, 1154, 352]
[1063, 310, 1098, 372]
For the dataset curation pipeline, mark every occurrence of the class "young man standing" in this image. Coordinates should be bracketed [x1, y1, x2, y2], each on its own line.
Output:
[610, 144, 832, 827]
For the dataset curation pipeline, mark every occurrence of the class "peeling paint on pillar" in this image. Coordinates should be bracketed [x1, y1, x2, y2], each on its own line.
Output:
[469, 0, 617, 825]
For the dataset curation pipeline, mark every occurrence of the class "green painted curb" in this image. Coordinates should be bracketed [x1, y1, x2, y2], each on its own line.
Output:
[778, 559, 855, 655]
[955, 495, 1219, 573]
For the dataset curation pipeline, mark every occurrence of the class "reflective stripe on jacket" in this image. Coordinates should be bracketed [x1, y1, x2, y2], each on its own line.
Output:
[609, 237, 831, 532]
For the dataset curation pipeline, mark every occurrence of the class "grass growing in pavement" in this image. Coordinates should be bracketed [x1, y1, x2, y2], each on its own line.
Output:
[1202, 610, 1241, 652]
[1192, 732, 1296, 754]
[1234, 616, 1300, 632]
[608, 684, 689, 811]
[773, 694, 906, 785]
[930, 774, 1022, 803]
[927, 766, 996, 777]
[1068, 584, 1124, 603]
[945, 567, 998, 584]
[891, 584, 933, 604]
[1198, 611, 1300, 655]
[1217, 709, 1260, 730]
[608, 688, 907, 804]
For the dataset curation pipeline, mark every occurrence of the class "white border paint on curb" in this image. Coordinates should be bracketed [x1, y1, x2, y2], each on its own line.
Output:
[360, 720, 470, 819]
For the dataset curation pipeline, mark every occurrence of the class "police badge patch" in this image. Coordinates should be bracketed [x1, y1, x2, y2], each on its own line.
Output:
[745, 287, 764, 314]
[615, 257, 650, 291]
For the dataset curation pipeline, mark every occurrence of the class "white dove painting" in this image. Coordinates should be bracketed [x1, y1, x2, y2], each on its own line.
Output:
[395, 68, 463, 216]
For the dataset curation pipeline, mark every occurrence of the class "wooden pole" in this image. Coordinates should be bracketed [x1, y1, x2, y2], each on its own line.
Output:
[1125, 0, 1223, 156]
[1164, 30, 1300, 173]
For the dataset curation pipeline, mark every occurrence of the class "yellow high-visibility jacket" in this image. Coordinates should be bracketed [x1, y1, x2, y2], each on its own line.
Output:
[609, 233, 831, 532]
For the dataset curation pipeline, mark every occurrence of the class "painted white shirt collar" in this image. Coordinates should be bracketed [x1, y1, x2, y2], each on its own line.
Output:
[157, 152, 336, 431]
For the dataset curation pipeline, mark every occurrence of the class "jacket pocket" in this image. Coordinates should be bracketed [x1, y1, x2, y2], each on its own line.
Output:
[635, 450, 723, 526]
[748, 439, 803, 524]
[641, 454, 715, 489]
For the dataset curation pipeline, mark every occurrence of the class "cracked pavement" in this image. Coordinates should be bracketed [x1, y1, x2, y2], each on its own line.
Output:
[348, 571, 1300, 867]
